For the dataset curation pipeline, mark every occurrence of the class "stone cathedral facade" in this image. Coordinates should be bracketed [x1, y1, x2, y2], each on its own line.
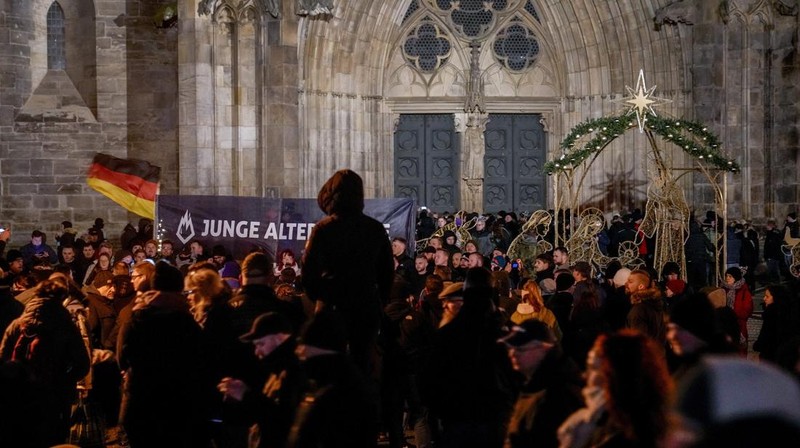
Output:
[0, 0, 798, 241]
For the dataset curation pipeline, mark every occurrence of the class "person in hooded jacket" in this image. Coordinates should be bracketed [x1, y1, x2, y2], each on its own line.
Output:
[0, 279, 90, 447]
[302, 169, 394, 377]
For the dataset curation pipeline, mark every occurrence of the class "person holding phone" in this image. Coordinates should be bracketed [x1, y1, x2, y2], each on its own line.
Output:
[20, 230, 58, 269]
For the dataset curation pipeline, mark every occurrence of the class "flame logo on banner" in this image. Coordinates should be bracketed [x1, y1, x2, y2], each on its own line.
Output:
[176, 210, 196, 245]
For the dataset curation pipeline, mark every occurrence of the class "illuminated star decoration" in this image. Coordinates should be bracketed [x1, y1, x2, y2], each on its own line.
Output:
[619, 69, 671, 133]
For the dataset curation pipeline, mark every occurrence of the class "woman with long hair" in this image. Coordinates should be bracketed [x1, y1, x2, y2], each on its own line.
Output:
[754, 283, 800, 363]
[511, 279, 562, 340]
[184, 268, 226, 326]
[83, 252, 112, 287]
[559, 330, 673, 448]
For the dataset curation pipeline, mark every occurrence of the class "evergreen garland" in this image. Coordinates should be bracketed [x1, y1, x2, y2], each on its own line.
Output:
[544, 112, 740, 174]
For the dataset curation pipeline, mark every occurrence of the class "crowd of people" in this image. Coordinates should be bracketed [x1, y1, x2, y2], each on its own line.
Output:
[2, 172, 800, 447]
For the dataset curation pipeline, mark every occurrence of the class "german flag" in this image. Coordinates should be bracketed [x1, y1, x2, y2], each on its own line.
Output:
[87, 153, 160, 219]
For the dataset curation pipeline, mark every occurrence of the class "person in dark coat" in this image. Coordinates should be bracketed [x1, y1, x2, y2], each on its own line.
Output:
[116, 262, 210, 448]
[500, 319, 584, 448]
[0, 279, 90, 447]
[381, 279, 435, 448]
[85, 272, 134, 427]
[185, 266, 253, 446]
[231, 252, 306, 338]
[0, 285, 23, 335]
[754, 284, 800, 363]
[685, 219, 714, 289]
[302, 169, 394, 376]
[218, 312, 307, 448]
[546, 272, 575, 335]
[421, 268, 516, 448]
[763, 219, 785, 283]
[667, 293, 736, 378]
[416, 209, 436, 241]
[287, 311, 380, 448]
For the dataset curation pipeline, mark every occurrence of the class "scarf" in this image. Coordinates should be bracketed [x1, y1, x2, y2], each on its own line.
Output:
[723, 278, 745, 309]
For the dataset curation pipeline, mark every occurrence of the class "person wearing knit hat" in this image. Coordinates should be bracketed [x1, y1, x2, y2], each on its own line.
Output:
[114, 250, 133, 265]
[664, 278, 688, 310]
[612, 268, 631, 288]
[665, 279, 686, 296]
[555, 272, 575, 292]
[5, 249, 24, 277]
[539, 278, 557, 296]
[151, 261, 184, 293]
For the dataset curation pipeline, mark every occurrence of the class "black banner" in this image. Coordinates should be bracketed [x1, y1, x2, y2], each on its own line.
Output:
[156, 195, 416, 260]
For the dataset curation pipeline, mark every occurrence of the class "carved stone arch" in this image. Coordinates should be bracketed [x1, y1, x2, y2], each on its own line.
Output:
[214, 4, 237, 24]
[386, 14, 471, 97]
[240, 4, 259, 23]
[200, 0, 278, 18]
[484, 12, 563, 95]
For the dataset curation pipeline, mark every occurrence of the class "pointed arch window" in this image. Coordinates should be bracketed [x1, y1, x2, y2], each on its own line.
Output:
[47, 2, 66, 70]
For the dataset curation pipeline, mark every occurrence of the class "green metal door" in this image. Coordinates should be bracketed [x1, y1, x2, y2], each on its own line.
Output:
[484, 114, 547, 213]
[394, 114, 459, 211]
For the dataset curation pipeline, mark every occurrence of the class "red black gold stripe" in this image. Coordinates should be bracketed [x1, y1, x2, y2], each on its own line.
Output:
[87, 153, 161, 219]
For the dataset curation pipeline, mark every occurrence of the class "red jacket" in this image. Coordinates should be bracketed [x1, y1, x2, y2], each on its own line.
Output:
[732, 284, 754, 339]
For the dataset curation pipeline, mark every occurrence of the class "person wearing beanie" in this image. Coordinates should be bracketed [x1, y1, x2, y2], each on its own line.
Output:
[2, 249, 26, 291]
[289, 310, 379, 447]
[0, 279, 90, 446]
[113, 250, 133, 266]
[664, 278, 687, 311]
[605, 267, 632, 332]
[721, 266, 753, 353]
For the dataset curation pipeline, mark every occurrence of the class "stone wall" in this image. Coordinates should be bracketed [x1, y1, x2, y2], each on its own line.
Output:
[690, 1, 800, 222]
[125, 0, 180, 195]
[0, 0, 132, 247]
